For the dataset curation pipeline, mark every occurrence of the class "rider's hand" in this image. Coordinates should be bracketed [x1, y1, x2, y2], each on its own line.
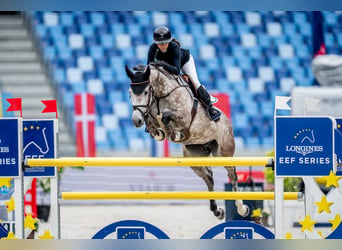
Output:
[155, 60, 168, 67]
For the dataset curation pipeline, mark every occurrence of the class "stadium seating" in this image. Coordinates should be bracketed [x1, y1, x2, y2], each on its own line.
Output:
[31, 11, 341, 152]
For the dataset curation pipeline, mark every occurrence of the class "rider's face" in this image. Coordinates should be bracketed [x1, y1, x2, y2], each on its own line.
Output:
[157, 42, 169, 52]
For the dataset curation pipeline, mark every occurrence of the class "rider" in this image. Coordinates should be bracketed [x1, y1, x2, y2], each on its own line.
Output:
[146, 25, 221, 122]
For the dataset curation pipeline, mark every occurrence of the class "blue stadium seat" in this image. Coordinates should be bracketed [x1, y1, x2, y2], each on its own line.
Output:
[80, 24, 95, 37]
[257, 34, 271, 47]
[282, 23, 297, 36]
[60, 12, 75, 26]
[43, 46, 56, 60]
[53, 68, 65, 83]
[89, 46, 104, 59]
[127, 23, 142, 37]
[292, 12, 308, 24]
[95, 94, 113, 115]
[90, 12, 105, 26]
[98, 68, 113, 82]
[85, 36, 98, 47]
[248, 47, 262, 58]
[233, 113, 249, 131]
[43, 12, 59, 26]
[247, 78, 265, 93]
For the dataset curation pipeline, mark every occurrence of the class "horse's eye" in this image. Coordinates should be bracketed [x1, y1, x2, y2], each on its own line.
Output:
[144, 91, 148, 96]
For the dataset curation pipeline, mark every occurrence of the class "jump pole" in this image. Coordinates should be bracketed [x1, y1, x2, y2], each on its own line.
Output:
[26, 156, 273, 167]
[61, 191, 301, 200]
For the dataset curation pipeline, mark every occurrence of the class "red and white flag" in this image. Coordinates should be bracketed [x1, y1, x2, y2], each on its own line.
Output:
[74, 93, 96, 157]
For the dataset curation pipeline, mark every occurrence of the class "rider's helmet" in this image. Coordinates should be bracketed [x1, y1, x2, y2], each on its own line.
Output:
[153, 26, 172, 44]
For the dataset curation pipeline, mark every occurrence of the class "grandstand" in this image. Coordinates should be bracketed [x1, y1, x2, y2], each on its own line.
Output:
[1, 11, 341, 156]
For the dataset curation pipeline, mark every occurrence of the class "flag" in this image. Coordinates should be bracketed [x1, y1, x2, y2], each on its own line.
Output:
[41, 100, 58, 119]
[212, 93, 231, 119]
[6, 98, 22, 117]
[74, 93, 96, 157]
[312, 11, 326, 58]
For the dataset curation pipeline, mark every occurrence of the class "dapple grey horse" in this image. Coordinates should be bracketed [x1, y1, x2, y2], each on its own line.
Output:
[125, 63, 249, 220]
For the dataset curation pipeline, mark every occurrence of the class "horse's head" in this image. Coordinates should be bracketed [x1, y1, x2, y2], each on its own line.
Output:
[125, 65, 152, 127]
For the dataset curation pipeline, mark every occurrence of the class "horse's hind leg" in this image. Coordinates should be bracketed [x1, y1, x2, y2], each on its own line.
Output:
[225, 166, 249, 217]
[183, 144, 225, 220]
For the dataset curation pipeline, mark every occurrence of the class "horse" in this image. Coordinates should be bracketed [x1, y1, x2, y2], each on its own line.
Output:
[125, 63, 249, 220]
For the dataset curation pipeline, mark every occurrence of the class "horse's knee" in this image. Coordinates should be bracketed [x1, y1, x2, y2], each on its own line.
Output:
[161, 111, 172, 125]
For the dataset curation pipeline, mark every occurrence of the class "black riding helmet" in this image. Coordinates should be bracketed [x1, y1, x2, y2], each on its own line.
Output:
[153, 26, 172, 44]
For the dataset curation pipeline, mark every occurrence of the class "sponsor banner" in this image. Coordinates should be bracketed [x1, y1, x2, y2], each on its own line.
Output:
[275, 116, 335, 177]
[23, 120, 56, 177]
[0, 118, 21, 177]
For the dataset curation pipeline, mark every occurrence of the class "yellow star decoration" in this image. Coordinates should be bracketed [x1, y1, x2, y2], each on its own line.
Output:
[1, 232, 18, 240]
[299, 215, 316, 232]
[24, 213, 39, 230]
[285, 232, 293, 239]
[329, 214, 341, 231]
[4, 197, 15, 212]
[251, 208, 262, 218]
[323, 170, 341, 188]
[38, 230, 54, 239]
[315, 196, 334, 213]
[0, 178, 12, 188]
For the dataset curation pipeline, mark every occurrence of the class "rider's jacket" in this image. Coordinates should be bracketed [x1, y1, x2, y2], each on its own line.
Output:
[147, 40, 190, 75]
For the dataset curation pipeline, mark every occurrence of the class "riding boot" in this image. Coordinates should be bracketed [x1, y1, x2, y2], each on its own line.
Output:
[197, 85, 221, 122]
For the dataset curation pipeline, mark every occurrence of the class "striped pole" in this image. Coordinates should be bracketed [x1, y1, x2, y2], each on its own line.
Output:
[26, 156, 273, 167]
[61, 191, 301, 201]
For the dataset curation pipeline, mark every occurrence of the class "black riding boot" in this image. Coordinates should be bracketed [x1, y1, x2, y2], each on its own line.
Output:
[197, 86, 221, 121]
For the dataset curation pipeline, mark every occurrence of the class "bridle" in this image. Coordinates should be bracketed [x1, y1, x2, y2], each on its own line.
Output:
[130, 80, 154, 120]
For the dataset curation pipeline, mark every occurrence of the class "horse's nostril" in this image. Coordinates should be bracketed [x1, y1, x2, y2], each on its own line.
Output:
[138, 119, 142, 125]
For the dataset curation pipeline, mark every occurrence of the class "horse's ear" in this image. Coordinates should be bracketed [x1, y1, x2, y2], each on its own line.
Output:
[125, 65, 134, 80]
[143, 65, 150, 80]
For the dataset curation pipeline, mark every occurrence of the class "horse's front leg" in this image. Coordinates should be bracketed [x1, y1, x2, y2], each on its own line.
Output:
[148, 126, 165, 141]
[161, 111, 187, 142]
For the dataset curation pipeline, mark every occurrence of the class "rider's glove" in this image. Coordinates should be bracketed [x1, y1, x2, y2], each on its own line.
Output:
[155, 60, 168, 67]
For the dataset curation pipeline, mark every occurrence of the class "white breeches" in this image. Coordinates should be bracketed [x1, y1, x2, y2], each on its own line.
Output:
[181, 54, 202, 89]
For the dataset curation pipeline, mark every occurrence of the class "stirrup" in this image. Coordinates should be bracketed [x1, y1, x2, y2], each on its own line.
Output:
[210, 96, 218, 104]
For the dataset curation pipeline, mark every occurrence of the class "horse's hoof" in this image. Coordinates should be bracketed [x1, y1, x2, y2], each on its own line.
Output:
[216, 208, 225, 220]
[238, 205, 250, 217]
[154, 129, 165, 141]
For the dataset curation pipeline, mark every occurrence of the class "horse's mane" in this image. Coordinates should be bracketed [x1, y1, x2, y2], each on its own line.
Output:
[148, 62, 182, 82]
